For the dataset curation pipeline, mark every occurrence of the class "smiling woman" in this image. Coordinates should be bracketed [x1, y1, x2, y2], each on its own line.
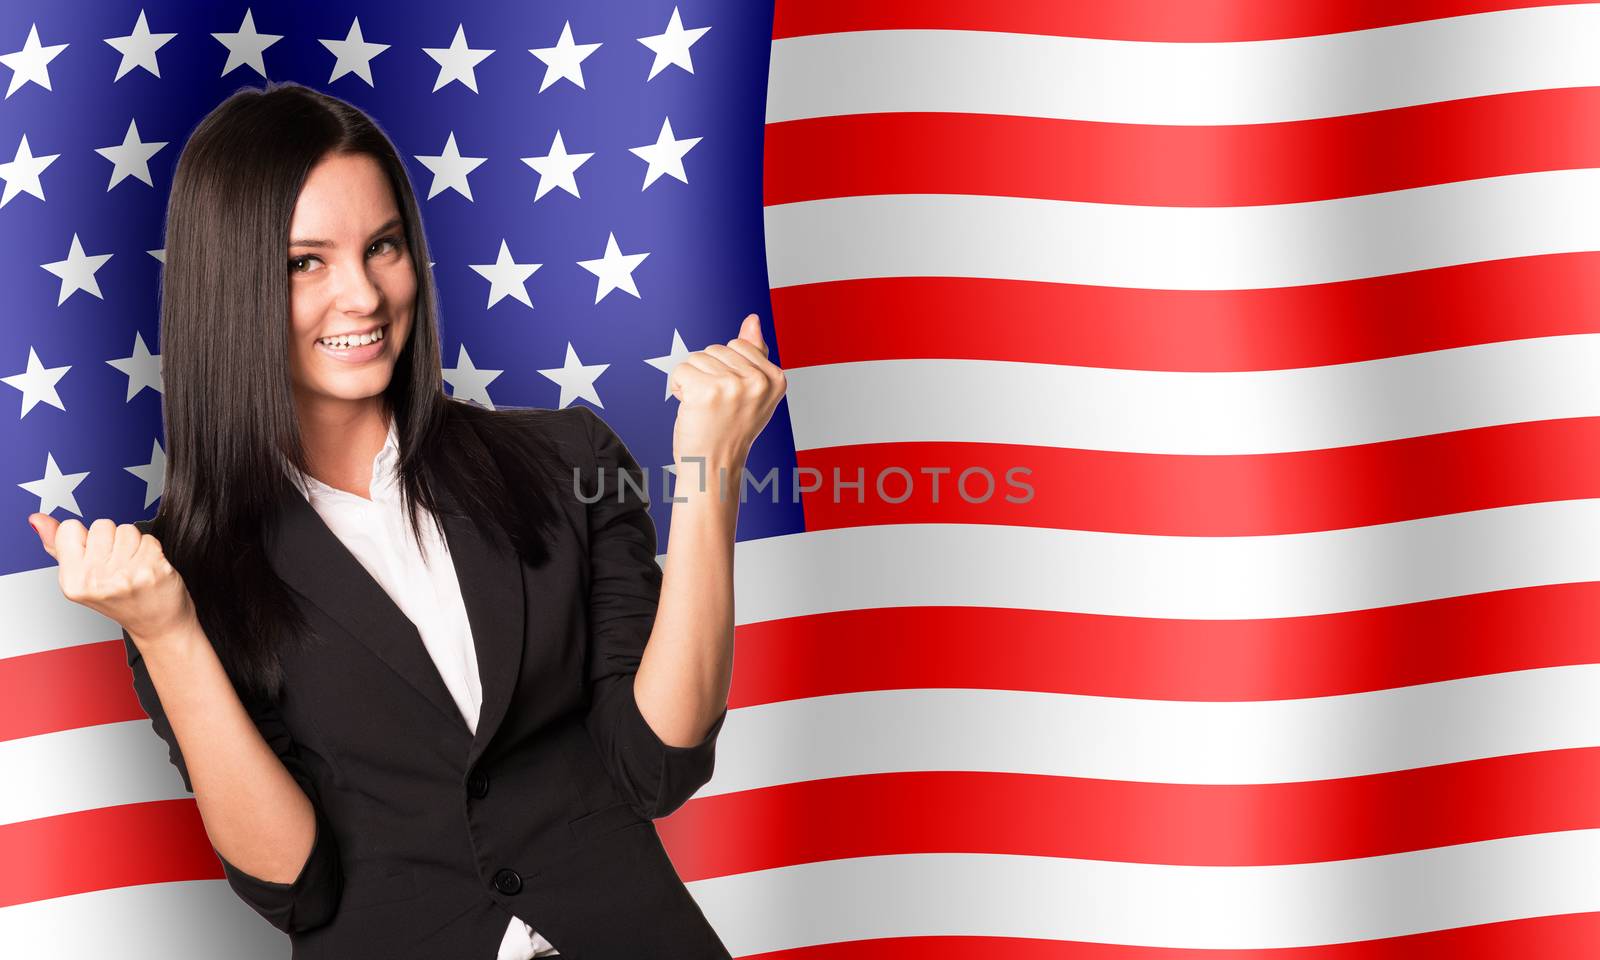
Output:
[48, 79, 742, 960]
[283, 151, 417, 492]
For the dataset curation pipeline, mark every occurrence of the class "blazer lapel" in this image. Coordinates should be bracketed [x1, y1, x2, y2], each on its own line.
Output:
[433, 482, 527, 768]
[266, 481, 527, 765]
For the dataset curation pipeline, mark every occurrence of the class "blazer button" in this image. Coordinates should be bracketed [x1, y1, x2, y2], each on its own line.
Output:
[468, 772, 490, 798]
[493, 869, 523, 895]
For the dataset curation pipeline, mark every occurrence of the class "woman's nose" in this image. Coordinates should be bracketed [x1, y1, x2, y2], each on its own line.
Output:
[332, 259, 383, 312]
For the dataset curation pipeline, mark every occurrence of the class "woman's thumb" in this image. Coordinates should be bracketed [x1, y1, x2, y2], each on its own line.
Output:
[27, 513, 58, 559]
[737, 312, 766, 351]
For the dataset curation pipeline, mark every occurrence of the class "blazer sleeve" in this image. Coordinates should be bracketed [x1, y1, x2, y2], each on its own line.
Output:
[572, 405, 728, 821]
[121, 621, 343, 934]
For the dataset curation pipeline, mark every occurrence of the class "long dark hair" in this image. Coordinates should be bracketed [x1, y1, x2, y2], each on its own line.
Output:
[154, 81, 566, 707]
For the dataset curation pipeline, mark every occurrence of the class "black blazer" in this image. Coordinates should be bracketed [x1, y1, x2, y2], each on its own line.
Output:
[121, 405, 732, 959]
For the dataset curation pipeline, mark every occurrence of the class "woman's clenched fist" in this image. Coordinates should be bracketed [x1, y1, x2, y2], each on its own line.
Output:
[27, 514, 196, 652]
[666, 312, 787, 469]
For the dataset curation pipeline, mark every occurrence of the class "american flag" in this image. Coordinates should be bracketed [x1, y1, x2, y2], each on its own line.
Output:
[5, 0, 1600, 957]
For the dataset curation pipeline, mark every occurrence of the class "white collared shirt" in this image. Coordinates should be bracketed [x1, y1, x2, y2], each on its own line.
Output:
[291, 416, 559, 959]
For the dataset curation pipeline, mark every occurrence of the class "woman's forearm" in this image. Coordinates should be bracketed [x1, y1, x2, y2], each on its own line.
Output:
[136, 617, 318, 883]
[634, 453, 741, 747]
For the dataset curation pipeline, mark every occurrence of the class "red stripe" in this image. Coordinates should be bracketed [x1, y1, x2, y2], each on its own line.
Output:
[793, 420, 1600, 535]
[10, 759, 1597, 915]
[658, 749, 1600, 878]
[0, 800, 220, 908]
[768, 254, 1600, 371]
[763, 90, 1600, 207]
[12, 584, 1600, 737]
[722, 584, 1600, 706]
[13, 572, 1600, 740]
[696, 913, 1600, 959]
[772, 0, 1594, 42]
[0, 640, 143, 743]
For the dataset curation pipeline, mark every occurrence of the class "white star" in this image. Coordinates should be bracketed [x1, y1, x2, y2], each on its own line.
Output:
[320, 17, 390, 86]
[18, 452, 89, 517]
[148, 248, 165, 263]
[643, 329, 694, 400]
[423, 24, 493, 93]
[125, 439, 166, 509]
[468, 240, 542, 309]
[104, 10, 176, 81]
[106, 331, 163, 401]
[637, 7, 709, 81]
[628, 117, 701, 190]
[1, 347, 69, 417]
[575, 232, 650, 304]
[538, 343, 608, 409]
[41, 234, 114, 306]
[211, 9, 281, 79]
[95, 119, 168, 190]
[529, 21, 600, 92]
[414, 132, 486, 200]
[521, 130, 592, 201]
[0, 134, 59, 208]
[0, 23, 68, 98]
[442, 344, 503, 408]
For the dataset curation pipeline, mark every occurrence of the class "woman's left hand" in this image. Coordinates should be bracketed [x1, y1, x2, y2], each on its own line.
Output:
[667, 313, 787, 470]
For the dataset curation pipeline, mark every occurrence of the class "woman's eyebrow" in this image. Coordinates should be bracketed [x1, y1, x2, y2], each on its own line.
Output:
[290, 215, 403, 249]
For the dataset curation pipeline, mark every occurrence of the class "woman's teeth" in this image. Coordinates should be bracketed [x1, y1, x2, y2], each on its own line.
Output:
[318, 325, 386, 349]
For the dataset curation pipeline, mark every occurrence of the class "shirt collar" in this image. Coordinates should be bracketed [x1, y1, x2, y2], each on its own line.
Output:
[291, 415, 400, 503]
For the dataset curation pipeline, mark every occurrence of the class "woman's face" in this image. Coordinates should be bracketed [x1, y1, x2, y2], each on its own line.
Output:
[285, 151, 415, 416]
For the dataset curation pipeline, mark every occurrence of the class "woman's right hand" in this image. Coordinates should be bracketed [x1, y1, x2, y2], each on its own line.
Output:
[27, 513, 197, 653]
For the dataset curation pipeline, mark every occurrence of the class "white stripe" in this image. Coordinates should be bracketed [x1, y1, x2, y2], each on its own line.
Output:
[694, 666, 1600, 796]
[0, 880, 287, 959]
[13, 835, 1598, 957]
[764, 170, 1600, 290]
[688, 830, 1600, 953]
[0, 721, 189, 826]
[781, 335, 1600, 454]
[766, 5, 1600, 125]
[20, 664, 1600, 822]
[727, 501, 1600, 623]
[0, 566, 122, 660]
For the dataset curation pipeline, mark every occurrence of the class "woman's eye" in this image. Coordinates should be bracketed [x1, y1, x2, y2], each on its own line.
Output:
[288, 238, 402, 275]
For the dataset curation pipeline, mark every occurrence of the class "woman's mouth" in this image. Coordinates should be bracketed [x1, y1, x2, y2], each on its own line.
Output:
[315, 322, 389, 364]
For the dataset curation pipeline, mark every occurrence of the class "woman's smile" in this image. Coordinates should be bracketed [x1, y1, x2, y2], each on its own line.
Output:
[315, 321, 390, 364]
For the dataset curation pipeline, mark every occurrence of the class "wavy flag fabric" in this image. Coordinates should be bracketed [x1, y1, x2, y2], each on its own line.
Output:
[4, 0, 1600, 957]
